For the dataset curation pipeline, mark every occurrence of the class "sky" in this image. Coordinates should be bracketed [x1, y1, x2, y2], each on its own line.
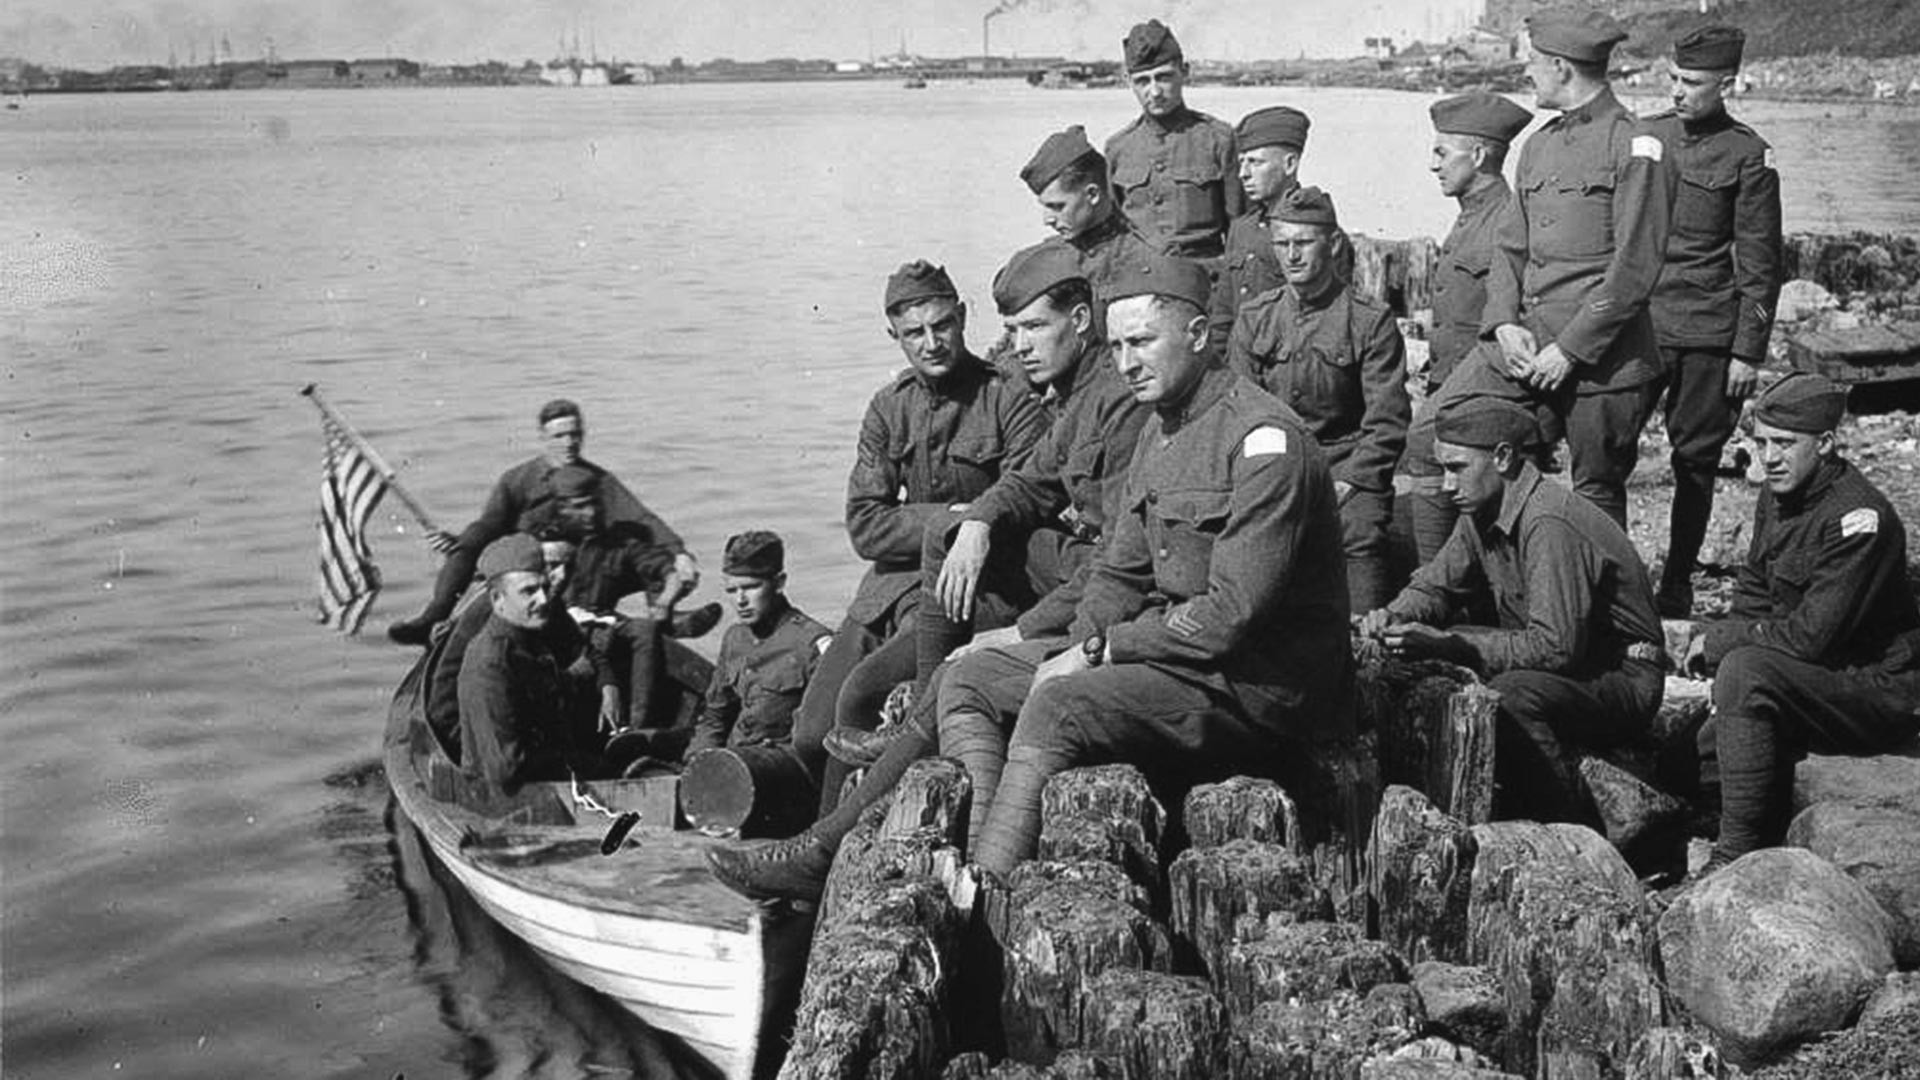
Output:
[1, 0, 1486, 70]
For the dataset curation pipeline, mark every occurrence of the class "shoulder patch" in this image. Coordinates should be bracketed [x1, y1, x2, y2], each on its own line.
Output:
[814, 634, 834, 656]
[1841, 507, 1880, 538]
[1763, 147, 1776, 170]
[1630, 135, 1664, 162]
[1243, 426, 1288, 458]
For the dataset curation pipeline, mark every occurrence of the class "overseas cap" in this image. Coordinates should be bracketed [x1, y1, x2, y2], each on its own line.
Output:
[1752, 372, 1849, 433]
[1434, 397, 1546, 450]
[884, 260, 959, 314]
[1236, 106, 1311, 152]
[551, 463, 600, 499]
[478, 533, 546, 581]
[1673, 24, 1746, 70]
[992, 241, 1088, 316]
[1123, 19, 1183, 73]
[1430, 92, 1534, 144]
[1526, 6, 1628, 63]
[1101, 252, 1213, 311]
[1274, 185, 1339, 228]
[723, 530, 785, 577]
[1021, 125, 1102, 194]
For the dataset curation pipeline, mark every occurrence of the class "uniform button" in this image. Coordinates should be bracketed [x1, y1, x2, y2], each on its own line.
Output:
[1146, 490, 1158, 504]
[1155, 195, 1166, 204]
[1291, 389, 1303, 400]
[1155, 161, 1167, 172]
[1157, 548, 1170, 559]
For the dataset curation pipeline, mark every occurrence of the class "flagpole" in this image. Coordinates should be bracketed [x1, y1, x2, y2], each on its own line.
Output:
[300, 383, 441, 534]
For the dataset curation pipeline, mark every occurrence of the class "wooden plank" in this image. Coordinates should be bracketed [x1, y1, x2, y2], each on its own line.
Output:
[1787, 321, 1920, 384]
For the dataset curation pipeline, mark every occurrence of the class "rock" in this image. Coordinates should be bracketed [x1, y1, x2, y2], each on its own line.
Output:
[1657, 847, 1895, 1068]
[1000, 875, 1171, 1062]
[1380, 1036, 1499, 1067]
[1653, 676, 1711, 747]
[1467, 821, 1663, 1078]
[1623, 1026, 1728, 1079]
[1739, 966, 1920, 1078]
[1410, 962, 1507, 1063]
[1228, 985, 1424, 1080]
[1078, 968, 1226, 1080]
[1860, 971, 1920, 1028]
[1580, 755, 1688, 852]
[1167, 839, 1331, 979]
[1183, 776, 1302, 851]
[1360, 1059, 1520, 1080]
[1216, 916, 1406, 1020]
[1367, 785, 1478, 965]
[1786, 801, 1920, 967]
[1774, 279, 1836, 324]
[942, 1051, 1117, 1079]
[1792, 752, 1920, 815]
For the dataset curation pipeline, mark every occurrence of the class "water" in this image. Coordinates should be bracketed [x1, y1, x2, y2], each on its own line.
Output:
[3, 81, 1916, 1079]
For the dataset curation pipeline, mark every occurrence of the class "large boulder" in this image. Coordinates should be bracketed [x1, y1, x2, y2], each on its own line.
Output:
[1409, 961, 1506, 1063]
[1785, 801, 1920, 967]
[1792, 752, 1920, 815]
[1657, 847, 1895, 1068]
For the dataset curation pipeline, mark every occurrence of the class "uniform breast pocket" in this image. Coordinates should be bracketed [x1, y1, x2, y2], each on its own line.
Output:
[1146, 486, 1231, 598]
[947, 432, 1008, 493]
[1678, 168, 1738, 236]
[1557, 168, 1617, 260]
[1171, 157, 1226, 231]
[1769, 552, 1811, 607]
[1111, 157, 1151, 201]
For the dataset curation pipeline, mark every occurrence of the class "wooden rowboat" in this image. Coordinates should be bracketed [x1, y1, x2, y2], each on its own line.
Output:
[384, 638, 807, 1079]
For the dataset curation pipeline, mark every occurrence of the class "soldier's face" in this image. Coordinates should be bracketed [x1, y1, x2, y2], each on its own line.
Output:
[1272, 221, 1335, 292]
[1238, 146, 1299, 205]
[540, 540, 575, 594]
[1039, 177, 1102, 239]
[1429, 133, 1482, 199]
[1130, 63, 1187, 117]
[1525, 49, 1570, 110]
[1669, 64, 1731, 121]
[1107, 294, 1207, 406]
[541, 415, 584, 468]
[1750, 421, 1832, 497]
[1435, 440, 1504, 519]
[490, 570, 551, 630]
[724, 572, 783, 627]
[1004, 292, 1092, 387]
[557, 492, 602, 535]
[888, 297, 967, 379]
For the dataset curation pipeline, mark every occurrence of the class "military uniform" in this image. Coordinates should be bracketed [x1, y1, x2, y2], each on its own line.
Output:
[1229, 280, 1409, 611]
[1207, 196, 1291, 349]
[1388, 459, 1665, 822]
[687, 602, 832, 756]
[1068, 213, 1164, 299]
[1105, 110, 1242, 259]
[1483, 85, 1677, 526]
[1646, 106, 1782, 609]
[561, 520, 685, 729]
[457, 614, 582, 800]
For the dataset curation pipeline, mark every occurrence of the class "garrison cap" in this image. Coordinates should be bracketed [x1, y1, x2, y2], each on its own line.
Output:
[1123, 19, 1183, 73]
[551, 463, 600, 499]
[1673, 24, 1746, 70]
[1526, 6, 1628, 63]
[1274, 185, 1339, 228]
[1752, 372, 1849, 433]
[992, 241, 1088, 316]
[883, 260, 959, 314]
[1236, 106, 1311, 152]
[1434, 397, 1546, 450]
[1101, 252, 1213, 311]
[1430, 92, 1533, 144]
[723, 530, 785, 577]
[477, 533, 547, 581]
[1022, 125, 1103, 194]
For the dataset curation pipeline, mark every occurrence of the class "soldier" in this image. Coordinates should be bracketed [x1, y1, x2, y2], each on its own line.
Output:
[1022, 124, 1161, 301]
[788, 261, 1047, 810]
[1207, 105, 1311, 350]
[1684, 375, 1920, 870]
[1646, 25, 1784, 617]
[1229, 186, 1409, 612]
[1406, 92, 1535, 562]
[1482, 6, 1678, 528]
[1104, 19, 1242, 260]
[1357, 398, 1666, 825]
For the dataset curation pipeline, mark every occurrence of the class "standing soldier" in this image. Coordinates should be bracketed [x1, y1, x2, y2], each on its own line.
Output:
[1209, 105, 1312, 350]
[1229, 186, 1409, 613]
[1646, 25, 1784, 617]
[1104, 20, 1241, 261]
[1407, 92, 1535, 563]
[1020, 125, 1161, 317]
[1484, 6, 1677, 529]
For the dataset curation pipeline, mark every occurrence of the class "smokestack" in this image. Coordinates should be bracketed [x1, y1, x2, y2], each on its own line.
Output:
[983, 14, 991, 58]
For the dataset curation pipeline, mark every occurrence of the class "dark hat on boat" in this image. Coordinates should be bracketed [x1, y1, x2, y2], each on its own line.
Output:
[1101, 252, 1213, 312]
[883, 260, 959, 315]
[1673, 24, 1746, 70]
[1021, 125, 1103, 194]
[1236, 106, 1311, 152]
[992, 241, 1088, 316]
[1434, 397, 1547, 450]
[1752, 373, 1849, 433]
[723, 530, 785, 577]
[1123, 19, 1183, 73]
[1430, 92, 1533, 144]
[1526, 6, 1628, 63]
[551, 464, 600, 499]
[477, 533, 547, 581]
[1274, 185, 1339, 228]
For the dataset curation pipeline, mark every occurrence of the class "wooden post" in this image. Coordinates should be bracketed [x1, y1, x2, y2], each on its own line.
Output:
[1228, 985, 1424, 1080]
[1167, 839, 1330, 980]
[999, 869, 1172, 1062]
[1366, 785, 1478, 966]
[1183, 777, 1302, 852]
[1216, 916, 1406, 1021]
[1078, 968, 1227, 1080]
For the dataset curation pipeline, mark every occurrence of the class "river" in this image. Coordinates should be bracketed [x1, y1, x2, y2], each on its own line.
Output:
[2, 80, 1916, 1079]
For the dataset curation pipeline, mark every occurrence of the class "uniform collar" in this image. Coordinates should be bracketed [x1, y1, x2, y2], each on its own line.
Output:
[1075, 209, 1132, 251]
[895, 352, 984, 396]
[1781, 457, 1847, 513]
[1287, 272, 1343, 311]
[1047, 338, 1101, 403]
[1144, 105, 1196, 132]
[1257, 176, 1300, 218]
[1458, 174, 1510, 215]
[1680, 107, 1734, 138]
[1491, 460, 1545, 537]
[748, 597, 794, 639]
[1161, 364, 1233, 428]
[1556, 86, 1622, 128]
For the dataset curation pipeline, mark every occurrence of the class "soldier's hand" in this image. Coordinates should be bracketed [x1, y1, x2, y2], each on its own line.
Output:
[1382, 622, 1462, 662]
[1334, 480, 1354, 504]
[1031, 641, 1091, 690]
[598, 687, 623, 734]
[1726, 358, 1761, 400]
[672, 553, 701, 594]
[425, 529, 458, 555]
[948, 624, 1022, 661]
[1527, 344, 1574, 392]
[1494, 323, 1537, 377]
[1354, 608, 1396, 642]
[938, 520, 992, 621]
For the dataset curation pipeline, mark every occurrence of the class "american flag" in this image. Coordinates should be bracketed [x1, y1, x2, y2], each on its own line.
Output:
[315, 412, 390, 633]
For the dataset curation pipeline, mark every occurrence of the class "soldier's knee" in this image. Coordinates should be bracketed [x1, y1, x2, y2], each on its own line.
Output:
[1711, 645, 1790, 707]
[1012, 678, 1096, 755]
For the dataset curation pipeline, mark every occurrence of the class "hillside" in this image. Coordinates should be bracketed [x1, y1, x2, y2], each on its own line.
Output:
[1623, 0, 1920, 60]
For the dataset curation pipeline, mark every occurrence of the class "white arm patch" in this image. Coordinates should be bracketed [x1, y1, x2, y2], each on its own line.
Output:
[1243, 426, 1288, 458]
[1630, 135, 1664, 161]
[1763, 147, 1777, 169]
[1841, 508, 1880, 538]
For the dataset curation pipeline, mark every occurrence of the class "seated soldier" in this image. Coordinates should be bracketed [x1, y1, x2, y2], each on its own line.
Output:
[709, 254, 1354, 898]
[1685, 374, 1920, 871]
[682, 531, 833, 761]
[1357, 397, 1665, 825]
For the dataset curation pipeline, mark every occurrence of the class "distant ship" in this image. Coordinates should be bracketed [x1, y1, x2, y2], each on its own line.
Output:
[903, 73, 927, 89]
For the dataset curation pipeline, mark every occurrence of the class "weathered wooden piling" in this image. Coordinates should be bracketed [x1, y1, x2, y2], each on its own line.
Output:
[1167, 839, 1331, 979]
[1357, 658, 1499, 825]
[1182, 776, 1303, 852]
[999, 871, 1172, 1063]
[1079, 967, 1227, 1080]
[1215, 916, 1406, 1020]
[1366, 784, 1478, 966]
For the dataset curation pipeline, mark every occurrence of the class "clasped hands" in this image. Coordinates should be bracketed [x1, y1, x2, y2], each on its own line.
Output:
[1353, 609, 1470, 665]
[1494, 324, 1573, 393]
